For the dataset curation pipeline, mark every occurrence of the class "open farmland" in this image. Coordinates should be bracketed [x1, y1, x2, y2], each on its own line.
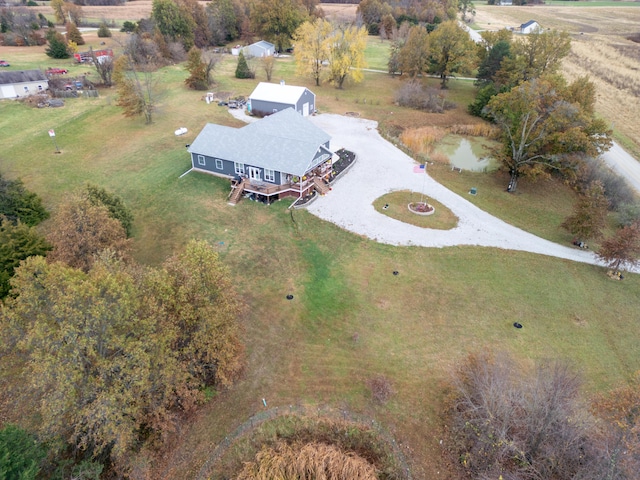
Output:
[474, 3, 640, 157]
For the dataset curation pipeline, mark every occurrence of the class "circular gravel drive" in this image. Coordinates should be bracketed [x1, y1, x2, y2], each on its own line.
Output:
[306, 114, 608, 269]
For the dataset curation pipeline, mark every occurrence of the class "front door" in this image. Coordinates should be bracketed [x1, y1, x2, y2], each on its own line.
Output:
[249, 167, 261, 182]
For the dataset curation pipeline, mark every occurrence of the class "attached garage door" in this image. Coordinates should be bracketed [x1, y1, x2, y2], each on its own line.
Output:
[1, 85, 16, 99]
[302, 102, 309, 116]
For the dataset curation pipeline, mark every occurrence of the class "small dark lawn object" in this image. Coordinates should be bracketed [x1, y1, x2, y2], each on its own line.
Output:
[393, 271, 399, 276]
[513, 322, 523, 329]
[383, 204, 389, 210]
[286, 294, 294, 300]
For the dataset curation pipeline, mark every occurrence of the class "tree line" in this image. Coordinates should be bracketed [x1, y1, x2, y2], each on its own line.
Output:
[0, 178, 245, 478]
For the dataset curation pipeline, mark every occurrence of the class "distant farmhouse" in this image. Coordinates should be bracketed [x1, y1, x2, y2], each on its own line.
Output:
[188, 108, 333, 205]
[0, 70, 48, 99]
[248, 82, 316, 117]
[520, 20, 542, 34]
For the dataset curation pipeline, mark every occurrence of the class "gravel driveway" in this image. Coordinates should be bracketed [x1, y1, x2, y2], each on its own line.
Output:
[306, 114, 614, 269]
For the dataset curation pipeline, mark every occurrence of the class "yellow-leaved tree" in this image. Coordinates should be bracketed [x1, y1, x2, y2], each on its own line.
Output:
[326, 24, 367, 89]
[293, 18, 333, 86]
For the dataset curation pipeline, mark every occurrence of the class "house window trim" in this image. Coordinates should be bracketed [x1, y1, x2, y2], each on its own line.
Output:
[234, 162, 245, 175]
[264, 168, 275, 182]
[215, 158, 223, 170]
[197, 155, 206, 166]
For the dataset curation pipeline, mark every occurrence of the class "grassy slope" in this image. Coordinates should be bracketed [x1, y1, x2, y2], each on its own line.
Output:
[1, 34, 640, 478]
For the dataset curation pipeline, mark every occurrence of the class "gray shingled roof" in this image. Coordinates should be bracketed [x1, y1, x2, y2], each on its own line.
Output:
[188, 108, 331, 177]
[0, 70, 47, 85]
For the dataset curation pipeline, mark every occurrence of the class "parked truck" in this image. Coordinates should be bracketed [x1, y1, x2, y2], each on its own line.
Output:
[73, 49, 113, 64]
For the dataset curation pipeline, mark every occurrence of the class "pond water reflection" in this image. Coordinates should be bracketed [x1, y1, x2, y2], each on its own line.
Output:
[436, 135, 498, 172]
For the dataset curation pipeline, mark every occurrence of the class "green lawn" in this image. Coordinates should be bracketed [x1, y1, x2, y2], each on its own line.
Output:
[1, 37, 640, 478]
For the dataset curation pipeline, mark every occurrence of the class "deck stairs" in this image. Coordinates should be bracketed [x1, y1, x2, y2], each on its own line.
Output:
[228, 179, 247, 205]
[312, 177, 330, 196]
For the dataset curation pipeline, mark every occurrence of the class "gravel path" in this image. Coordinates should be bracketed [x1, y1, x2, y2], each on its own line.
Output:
[306, 114, 614, 268]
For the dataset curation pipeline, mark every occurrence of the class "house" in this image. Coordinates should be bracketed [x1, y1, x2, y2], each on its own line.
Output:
[520, 20, 541, 34]
[242, 40, 276, 58]
[187, 108, 333, 205]
[248, 82, 316, 117]
[0, 70, 48, 99]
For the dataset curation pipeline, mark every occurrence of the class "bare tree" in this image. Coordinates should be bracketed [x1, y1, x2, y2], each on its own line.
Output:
[90, 47, 114, 87]
[449, 351, 594, 480]
[596, 222, 640, 271]
[260, 55, 275, 82]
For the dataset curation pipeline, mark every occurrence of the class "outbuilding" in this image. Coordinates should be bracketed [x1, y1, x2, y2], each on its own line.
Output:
[248, 82, 316, 117]
[242, 40, 276, 58]
[520, 20, 541, 34]
[0, 70, 48, 99]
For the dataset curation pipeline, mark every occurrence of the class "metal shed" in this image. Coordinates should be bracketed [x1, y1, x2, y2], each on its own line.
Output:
[248, 82, 316, 117]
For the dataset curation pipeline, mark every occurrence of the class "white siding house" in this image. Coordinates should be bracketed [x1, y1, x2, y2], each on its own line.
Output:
[520, 20, 541, 34]
[0, 70, 48, 99]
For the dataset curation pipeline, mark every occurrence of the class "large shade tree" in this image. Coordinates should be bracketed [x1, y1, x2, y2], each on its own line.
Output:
[250, 0, 307, 52]
[428, 20, 477, 88]
[484, 76, 612, 191]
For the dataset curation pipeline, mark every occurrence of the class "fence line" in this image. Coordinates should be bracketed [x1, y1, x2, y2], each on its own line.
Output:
[195, 403, 412, 480]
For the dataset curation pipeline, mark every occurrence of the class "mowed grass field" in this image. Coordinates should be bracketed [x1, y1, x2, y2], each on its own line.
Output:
[1, 14, 640, 480]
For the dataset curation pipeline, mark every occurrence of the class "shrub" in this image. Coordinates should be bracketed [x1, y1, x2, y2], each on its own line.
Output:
[366, 374, 394, 404]
[121, 20, 136, 33]
[0, 173, 50, 226]
[577, 157, 636, 211]
[448, 351, 595, 480]
[45, 31, 70, 58]
[0, 425, 47, 480]
[395, 80, 456, 113]
[97, 23, 112, 38]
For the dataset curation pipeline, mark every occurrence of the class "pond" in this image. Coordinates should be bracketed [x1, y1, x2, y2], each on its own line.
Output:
[436, 135, 499, 172]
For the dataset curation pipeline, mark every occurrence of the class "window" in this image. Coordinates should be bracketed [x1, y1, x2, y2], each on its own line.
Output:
[38, 85, 43, 91]
[264, 169, 275, 182]
[234, 162, 245, 175]
[23, 86, 29, 92]
[197, 155, 205, 166]
[215, 159, 223, 170]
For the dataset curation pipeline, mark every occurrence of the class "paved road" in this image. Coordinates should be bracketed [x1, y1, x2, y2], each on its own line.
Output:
[601, 142, 640, 192]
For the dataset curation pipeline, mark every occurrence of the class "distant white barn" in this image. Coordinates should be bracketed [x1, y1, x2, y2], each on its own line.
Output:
[520, 20, 541, 34]
[242, 40, 276, 58]
[248, 82, 316, 117]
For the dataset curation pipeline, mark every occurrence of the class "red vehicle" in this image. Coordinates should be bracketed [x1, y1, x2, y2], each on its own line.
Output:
[46, 67, 68, 75]
[0, 60, 10, 67]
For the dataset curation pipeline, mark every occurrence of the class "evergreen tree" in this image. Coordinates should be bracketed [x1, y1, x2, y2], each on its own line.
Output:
[185, 47, 209, 90]
[235, 51, 254, 79]
[45, 31, 70, 59]
[65, 22, 85, 46]
[0, 425, 47, 480]
[0, 217, 51, 298]
[83, 183, 134, 237]
[0, 173, 49, 226]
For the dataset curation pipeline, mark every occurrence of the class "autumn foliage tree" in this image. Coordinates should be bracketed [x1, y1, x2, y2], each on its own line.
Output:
[185, 46, 212, 90]
[47, 193, 130, 272]
[597, 222, 640, 271]
[65, 21, 84, 46]
[113, 54, 156, 124]
[293, 18, 332, 86]
[562, 180, 610, 243]
[0, 240, 244, 473]
[326, 24, 367, 89]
